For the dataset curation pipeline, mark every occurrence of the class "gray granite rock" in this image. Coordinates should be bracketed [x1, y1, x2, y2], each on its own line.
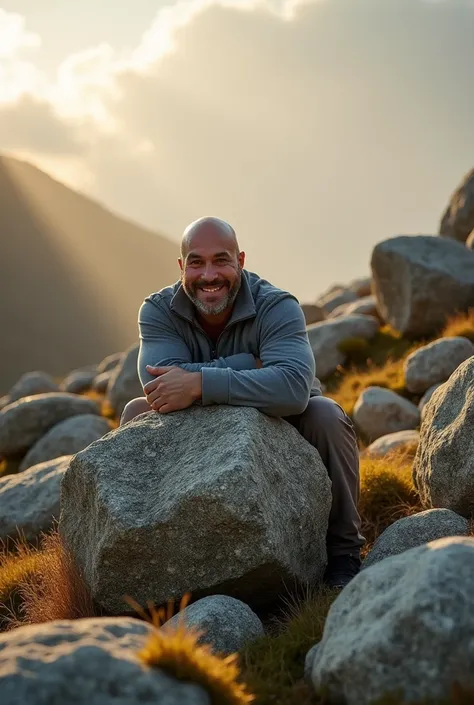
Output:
[93, 370, 113, 394]
[419, 383, 443, 419]
[163, 595, 264, 655]
[106, 344, 142, 417]
[413, 356, 474, 516]
[19, 414, 111, 472]
[315, 286, 358, 314]
[328, 295, 378, 320]
[371, 235, 474, 337]
[7, 371, 60, 404]
[439, 167, 474, 243]
[310, 537, 474, 704]
[404, 337, 474, 394]
[353, 386, 420, 441]
[362, 508, 469, 569]
[60, 368, 97, 394]
[306, 315, 379, 380]
[364, 429, 419, 458]
[0, 393, 100, 457]
[301, 303, 326, 325]
[0, 617, 211, 705]
[59, 406, 332, 614]
[0, 456, 71, 543]
[97, 352, 124, 374]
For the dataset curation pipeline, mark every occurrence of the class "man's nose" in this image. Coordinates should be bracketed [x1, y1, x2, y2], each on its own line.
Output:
[202, 262, 218, 280]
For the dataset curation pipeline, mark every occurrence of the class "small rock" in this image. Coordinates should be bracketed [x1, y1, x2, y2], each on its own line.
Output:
[0, 456, 71, 543]
[306, 315, 379, 380]
[328, 295, 379, 320]
[60, 368, 97, 394]
[0, 617, 211, 705]
[163, 595, 264, 655]
[371, 235, 474, 337]
[301, 304, 326, 325]
[413, 356, 474, 516]
[362, 508, 469, 569]
[0, 393, 100, 457]
[97, 352, 124, 375]
[19, 414, 111, 472]
[349, 276, 372, 298]
[106, 344, 143, 417]
[353, 386, 420, 441]
[315, 286, 358, 315]
[8, 371, 59, 404]
[310, 537, 474, 704]
[364, 429, 419, 458]
[93, 371, 112, 394]
[404, 337, 474, 394]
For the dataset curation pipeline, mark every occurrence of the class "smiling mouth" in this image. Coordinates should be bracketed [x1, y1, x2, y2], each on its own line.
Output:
[198, 284, 226, 293]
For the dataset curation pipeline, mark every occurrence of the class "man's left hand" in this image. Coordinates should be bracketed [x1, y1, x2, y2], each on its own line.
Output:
[144, 365, 202, 413]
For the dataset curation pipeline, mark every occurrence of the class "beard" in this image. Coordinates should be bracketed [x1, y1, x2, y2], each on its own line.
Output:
[182, 266, 243, 316]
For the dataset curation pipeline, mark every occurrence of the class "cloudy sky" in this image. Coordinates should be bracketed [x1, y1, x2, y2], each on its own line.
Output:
[1, 0, 473, 300]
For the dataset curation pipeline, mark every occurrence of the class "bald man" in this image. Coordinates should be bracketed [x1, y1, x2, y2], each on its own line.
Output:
[121, 216, 364, 589]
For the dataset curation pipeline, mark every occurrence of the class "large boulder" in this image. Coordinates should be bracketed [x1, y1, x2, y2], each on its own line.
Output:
[371, 235, 474, 337]
[0, 393, 100, 457]
[404, 337, 474, 394]
[419, 382, 444, 419]
[106, 344, 142, 417]
[362, 508, 469, 569]
[306, 315, 379, 380]
[353, 386, 420, 441]
[309, 537, 474, 704]
[163, 595, 264, 656]
[8, 371, 59, 404]
[97, 351, 124, 374]
[19, 414, 111, 472]
[439, 167, 474, 243]
[0, 456, 71, 543]
[0, 617, 211, 705]
[413, 356, 474, 516]
[59, 406, 332, 614]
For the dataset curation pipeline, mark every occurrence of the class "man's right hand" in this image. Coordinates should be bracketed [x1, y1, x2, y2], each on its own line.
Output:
[255, 357, 263, 369]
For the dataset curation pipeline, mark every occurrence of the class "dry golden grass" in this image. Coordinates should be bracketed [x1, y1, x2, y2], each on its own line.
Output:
[0, 542, 45, 629]
[359, 452, 422, 553]
[16, 529, 98, 626]
[440, 309, 474, 343]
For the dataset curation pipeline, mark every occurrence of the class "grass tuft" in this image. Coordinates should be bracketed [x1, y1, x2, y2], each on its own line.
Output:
[15, 528, 98, 626]
[0, 541, 44, 629]
[359, 453, 422, 552]
[240, 588, 337, 704]
[440, 309, 474, 343]
[139, 623, 254, 705]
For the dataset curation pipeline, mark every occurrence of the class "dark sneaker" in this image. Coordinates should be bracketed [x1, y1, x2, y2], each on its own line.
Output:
[323, 554, 361, 589]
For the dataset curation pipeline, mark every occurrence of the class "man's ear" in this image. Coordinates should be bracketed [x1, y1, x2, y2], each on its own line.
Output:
[178, 257, 184, 273]
[238, 251, 246, 269]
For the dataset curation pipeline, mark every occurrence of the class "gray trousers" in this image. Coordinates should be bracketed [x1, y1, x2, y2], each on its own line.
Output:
[284, 396, 365, 557]
[121, 395, 365, 558]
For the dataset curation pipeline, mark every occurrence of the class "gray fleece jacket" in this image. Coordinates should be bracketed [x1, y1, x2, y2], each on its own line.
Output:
[137, 270, 322, 418]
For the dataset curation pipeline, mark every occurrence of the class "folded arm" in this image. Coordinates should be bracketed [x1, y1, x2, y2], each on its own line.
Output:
[201, 296, 315, 417]
[137, 298, 256, 387]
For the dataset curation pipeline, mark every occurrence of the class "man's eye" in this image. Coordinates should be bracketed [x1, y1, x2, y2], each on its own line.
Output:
[215, 259, 229, 265]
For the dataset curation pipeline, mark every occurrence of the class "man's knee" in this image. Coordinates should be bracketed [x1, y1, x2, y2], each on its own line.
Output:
[120, 397, 152, 425]
[304, 396, 348, 429]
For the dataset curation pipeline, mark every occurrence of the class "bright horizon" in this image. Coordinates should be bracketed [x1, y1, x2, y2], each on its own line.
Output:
[1, 0, 474, 301]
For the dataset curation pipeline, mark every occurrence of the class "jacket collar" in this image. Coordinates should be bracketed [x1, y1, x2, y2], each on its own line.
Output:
[170, 269, 257, 326]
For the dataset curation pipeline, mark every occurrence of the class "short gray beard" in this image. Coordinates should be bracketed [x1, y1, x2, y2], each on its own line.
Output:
[183, 268, 242, 316]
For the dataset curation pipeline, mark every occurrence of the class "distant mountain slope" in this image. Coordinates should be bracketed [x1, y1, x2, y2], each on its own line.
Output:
[0, 155, 180, 394]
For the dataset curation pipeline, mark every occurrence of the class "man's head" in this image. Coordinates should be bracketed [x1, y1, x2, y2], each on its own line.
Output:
[179, 216, 245, 318]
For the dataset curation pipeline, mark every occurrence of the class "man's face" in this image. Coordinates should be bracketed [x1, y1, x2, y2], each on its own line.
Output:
[179, 230, 245, 317]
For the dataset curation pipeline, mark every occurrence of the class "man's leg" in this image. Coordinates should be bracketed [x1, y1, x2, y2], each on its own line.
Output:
[120, 397, 152, 425]
[285, 396, 365, 587]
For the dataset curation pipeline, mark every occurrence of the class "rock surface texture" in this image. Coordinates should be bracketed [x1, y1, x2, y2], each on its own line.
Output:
[59, 406, 332, 613]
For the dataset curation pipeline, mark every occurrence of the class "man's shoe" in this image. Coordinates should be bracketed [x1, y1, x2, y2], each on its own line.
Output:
[323, 554, 361, 589]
